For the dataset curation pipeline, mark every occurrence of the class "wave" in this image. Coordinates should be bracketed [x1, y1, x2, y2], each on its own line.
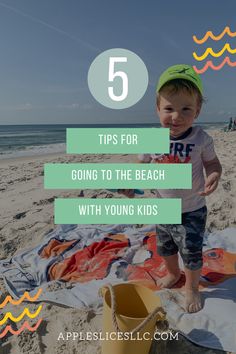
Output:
[193, 26, 236, 44]
[193, 56, 236, 74]
[0, 143, 66, 159]
[193, 43, 236, 61]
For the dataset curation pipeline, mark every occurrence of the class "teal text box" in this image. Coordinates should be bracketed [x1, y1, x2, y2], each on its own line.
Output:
[54, 198, 181, 224]
[66, 128, 169, 154]
[44, 163, 191, 189]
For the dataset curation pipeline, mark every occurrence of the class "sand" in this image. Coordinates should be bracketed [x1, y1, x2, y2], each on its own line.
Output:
[0, 129, 235, 354]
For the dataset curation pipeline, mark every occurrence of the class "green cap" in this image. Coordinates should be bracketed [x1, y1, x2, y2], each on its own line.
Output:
[156, 64, 203, 95]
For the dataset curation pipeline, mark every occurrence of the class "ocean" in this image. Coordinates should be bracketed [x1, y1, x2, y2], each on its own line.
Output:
[0, 123, 225, 159]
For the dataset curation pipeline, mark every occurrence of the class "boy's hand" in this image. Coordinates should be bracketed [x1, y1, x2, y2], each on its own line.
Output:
[198, 172, 220, 196]
[200, 157, 222, 196]
[118, 189, 135, 198]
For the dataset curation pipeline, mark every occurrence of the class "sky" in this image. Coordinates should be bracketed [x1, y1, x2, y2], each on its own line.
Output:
[0, 0, 236, 124]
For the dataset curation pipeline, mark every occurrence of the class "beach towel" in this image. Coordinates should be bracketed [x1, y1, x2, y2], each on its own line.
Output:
[0, 225, 235, 351]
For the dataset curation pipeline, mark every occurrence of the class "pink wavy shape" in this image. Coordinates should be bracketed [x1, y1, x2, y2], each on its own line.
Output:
[0, 318, 42, 338]
[193, 56, 236, 74]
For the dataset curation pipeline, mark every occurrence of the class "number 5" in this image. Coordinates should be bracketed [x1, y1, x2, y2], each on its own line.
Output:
[108, 57, 128, 101]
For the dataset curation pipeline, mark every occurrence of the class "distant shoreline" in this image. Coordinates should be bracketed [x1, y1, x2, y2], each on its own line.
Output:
[0, 122, 226, 127]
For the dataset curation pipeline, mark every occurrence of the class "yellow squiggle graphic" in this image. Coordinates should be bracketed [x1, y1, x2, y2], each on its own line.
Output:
[0, 319, 42, 338]
[193, 56, 236, 74]
[193, 26, 236, 44]
[0, 289, 42, 309]
[0, 305, 42, 325]
[193, 43, 236, 61]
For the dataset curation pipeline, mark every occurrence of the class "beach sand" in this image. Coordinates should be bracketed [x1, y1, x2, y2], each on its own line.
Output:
[0, 130, 235, 354]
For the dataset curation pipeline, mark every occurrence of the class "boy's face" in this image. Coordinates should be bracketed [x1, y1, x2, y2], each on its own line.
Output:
[157, 89, 201, 138]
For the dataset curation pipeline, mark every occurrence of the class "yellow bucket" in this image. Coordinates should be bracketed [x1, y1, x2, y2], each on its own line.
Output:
[100, 283, 166, 354]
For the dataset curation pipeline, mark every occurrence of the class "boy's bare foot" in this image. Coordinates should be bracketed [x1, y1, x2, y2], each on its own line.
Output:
[185, 287, 202, 313]
[158, 273, 181, 289]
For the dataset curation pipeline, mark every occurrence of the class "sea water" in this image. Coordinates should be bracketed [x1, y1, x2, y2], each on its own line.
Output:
[0, 123, 225, 160]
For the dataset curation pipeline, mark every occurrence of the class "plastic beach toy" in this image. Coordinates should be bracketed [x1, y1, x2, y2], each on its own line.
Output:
[99, 283, 166, 354]
[107, 189, 144, 195]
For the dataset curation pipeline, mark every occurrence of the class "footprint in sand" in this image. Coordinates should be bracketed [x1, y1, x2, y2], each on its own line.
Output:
[13, 211, 27, 220]
[222, 181, 231, 192]
[33, 198, 55, 206]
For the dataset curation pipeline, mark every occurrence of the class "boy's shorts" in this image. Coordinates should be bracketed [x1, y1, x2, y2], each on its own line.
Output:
[156, 206, 207, 271]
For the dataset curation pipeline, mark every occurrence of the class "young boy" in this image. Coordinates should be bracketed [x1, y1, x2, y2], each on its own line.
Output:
[120, 64, 222, 313]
